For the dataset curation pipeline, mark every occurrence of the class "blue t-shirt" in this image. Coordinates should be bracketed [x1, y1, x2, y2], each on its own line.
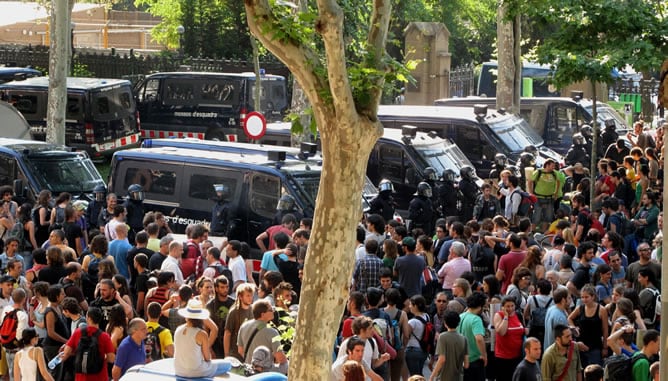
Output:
[260, 251, 288, 272]
[114, 335, 146, 376]
[108, 239, 133, 279]
[543, 305, 568, 352]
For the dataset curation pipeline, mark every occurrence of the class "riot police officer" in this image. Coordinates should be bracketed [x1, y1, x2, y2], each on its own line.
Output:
[210, 184, 234, 237]
[458, 166, 480, 222]
[124, 184, 145, 244]
[272, 194, 303, 225]
[565, 133, 590, 166]
[517, 152, 536, 190]
[408, 182, 434, 235]
[489, 153, 508, 182]
[437, 169, 459, 218]
[368, 179, 396, 223]
[86, 184, 106, 230]
[600, 119, 619, 155]
[580, 124, 594, 157]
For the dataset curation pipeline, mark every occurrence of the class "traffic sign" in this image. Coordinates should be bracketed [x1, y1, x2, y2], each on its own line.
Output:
[243, 111, 267, 140]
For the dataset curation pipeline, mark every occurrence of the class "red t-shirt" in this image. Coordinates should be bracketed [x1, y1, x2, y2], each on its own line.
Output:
[498, 251, 526, 294]
[266, 225, 293, 251]
[66, 326, 115, 381]
[494, 312, 525, 359]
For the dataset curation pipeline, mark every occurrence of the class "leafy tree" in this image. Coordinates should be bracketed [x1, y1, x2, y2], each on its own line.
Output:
[522, 0, 668, 199]
[244, 0, 409, 379]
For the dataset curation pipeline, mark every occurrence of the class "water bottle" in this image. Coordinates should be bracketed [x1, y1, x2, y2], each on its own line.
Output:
[48, 354, 62, 369]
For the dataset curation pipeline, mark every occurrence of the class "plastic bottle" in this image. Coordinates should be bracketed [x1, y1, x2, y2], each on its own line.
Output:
[48, 354, 62, 369]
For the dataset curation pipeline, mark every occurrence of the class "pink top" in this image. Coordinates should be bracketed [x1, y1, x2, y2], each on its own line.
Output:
[437, 256, 471, 289]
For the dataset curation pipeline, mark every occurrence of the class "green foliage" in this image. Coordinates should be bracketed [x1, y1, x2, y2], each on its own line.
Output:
[272, 308, 296, 357]
[134, 0, 182, 48]
[71, 61, 95, 77]
[524, 0, 668, 88]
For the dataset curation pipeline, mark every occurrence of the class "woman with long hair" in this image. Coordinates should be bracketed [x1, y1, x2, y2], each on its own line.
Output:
[592, 263, 613, 305]
[506, 267, 531, 311]
[112, 274, 134, 309]
[611, 297, 646, 332]
[106, 304, 128, 350]
[645, 147, 659, 186]
[173, 299, 229, 378]
[405, 295, 430, 376]
[520, 245, 545, 281]
[194, 276, 214, 305]
[29, 282, 49, 341]
[16, 203, 37, 268]
[32, 190, 51, 246]
[49, 192, 71, 226]
[382, 239, 399, 270]
[493, 296, 526, 381]
[42, 285, 69, 381]
[343, 360, 366, 381]
[633, 191, 660, 241]
[568, 285, 608, 366]
[13, 328, 54, 381]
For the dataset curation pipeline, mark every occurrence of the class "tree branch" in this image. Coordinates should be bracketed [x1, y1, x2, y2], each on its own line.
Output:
[244, 0, 330, 114]
[316, 0, 356, 125]
[364, 0, 392, 116]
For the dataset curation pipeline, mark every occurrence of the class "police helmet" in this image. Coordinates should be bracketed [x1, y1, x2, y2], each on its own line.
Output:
[213, 184, 230, 199]
[506, 165, 521, 178]
[604, 119, 616, 131]
[519, 152, 536, 168]
[442, 169, 457, 183]
[378, 179, 394, 193]
[573, 133, 586, 146]
[93, 184, 107, 202]
[276, 194, 295, 211]
[423, 167, 438, 181]
[494, 153, 507, 167]
[460, 165, 476, 181]
[415, 182, 432, 198]
[127, 184, 144, 201]
[580, 125, 593, 139]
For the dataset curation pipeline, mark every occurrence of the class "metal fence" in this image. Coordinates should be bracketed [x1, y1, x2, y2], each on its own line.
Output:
[448, 63, 475, 98]
[0, 46, 291, 81]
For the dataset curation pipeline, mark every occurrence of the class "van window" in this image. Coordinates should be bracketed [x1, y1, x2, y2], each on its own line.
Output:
[124, 168, 177, 196]
[188, 173, 238, 201]
[66, 96, 83, 119]
[550, 106, 577, 146]
[10, 94, 38, 115]
[453, 124, 483, 160]
[250, 173, 280, 218]
[0, 155, 16, 186]
[378, 143, 419, 185]
[138, 79, 159, 103]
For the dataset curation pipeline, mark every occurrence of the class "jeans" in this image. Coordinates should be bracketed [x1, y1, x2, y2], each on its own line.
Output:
[532, 197, 555, 226]
[405, 347, 427, 376]
[581, 348, 602, 367]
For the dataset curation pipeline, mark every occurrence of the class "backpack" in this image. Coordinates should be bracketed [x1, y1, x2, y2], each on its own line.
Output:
[388, 310, 403, 351]
[515, 190, 537, 217]
[145, 325, 165, 362]
[5, 221, 24, 251]
[528, 296, 552, 341]
[208, 262, 234, 286]
[639, 287, 660, 327]
[581, 208, 605, 236]
[411, 315, 435, 355]
[372, 317, 392, 348]
[604, 352, 647, 381]
[0, 309, 20, 349]
[74, 326, 104, 374]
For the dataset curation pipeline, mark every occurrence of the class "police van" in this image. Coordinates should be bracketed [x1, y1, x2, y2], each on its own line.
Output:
[0, 138, 105, 204]
[133, 71, 288, 141]
[259, 123, 477, 212]
[0, 67, 41, 84]
[434, 93, 630, 155]
[377, 105, 564, 178]
[109, 146, 325, 250]
[0, 77, 141, 160]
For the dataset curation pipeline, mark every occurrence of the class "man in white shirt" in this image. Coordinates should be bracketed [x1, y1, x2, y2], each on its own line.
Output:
[331, 336, 382, 381]
[161, 241, 184, 287]
[225, 240, 247, 297]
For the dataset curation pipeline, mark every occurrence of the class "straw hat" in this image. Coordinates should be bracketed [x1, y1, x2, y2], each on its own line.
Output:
[177, 299, 210, 320]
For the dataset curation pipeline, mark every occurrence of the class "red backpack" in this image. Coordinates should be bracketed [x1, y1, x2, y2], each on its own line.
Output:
[0, 309, 20, 349]
[581, 208, 605, 236]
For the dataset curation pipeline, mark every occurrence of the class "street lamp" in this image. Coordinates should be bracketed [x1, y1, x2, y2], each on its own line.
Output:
[176, 25, 185, 58]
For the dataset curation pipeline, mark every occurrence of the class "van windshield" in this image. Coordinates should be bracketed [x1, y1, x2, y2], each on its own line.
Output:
[286, 172, 320, 210]
[583, 104, 629, 131]
[488, 115, 544, 153]
[25, 155, 104, 194]
[414, 140, 471, 174]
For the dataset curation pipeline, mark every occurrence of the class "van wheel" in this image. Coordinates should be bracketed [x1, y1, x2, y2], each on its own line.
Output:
[206, 129, 226, 141]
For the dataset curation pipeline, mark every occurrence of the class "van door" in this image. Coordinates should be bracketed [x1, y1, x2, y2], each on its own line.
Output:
[369, 142, 419, 211]
[179, 167, 244, 238]
[546, 104, 579, 154]
[247, 172, 282, 246]
[452, 123, 494, 178]
[135, 77, 162, 132]
[115, 160, 185, 231]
